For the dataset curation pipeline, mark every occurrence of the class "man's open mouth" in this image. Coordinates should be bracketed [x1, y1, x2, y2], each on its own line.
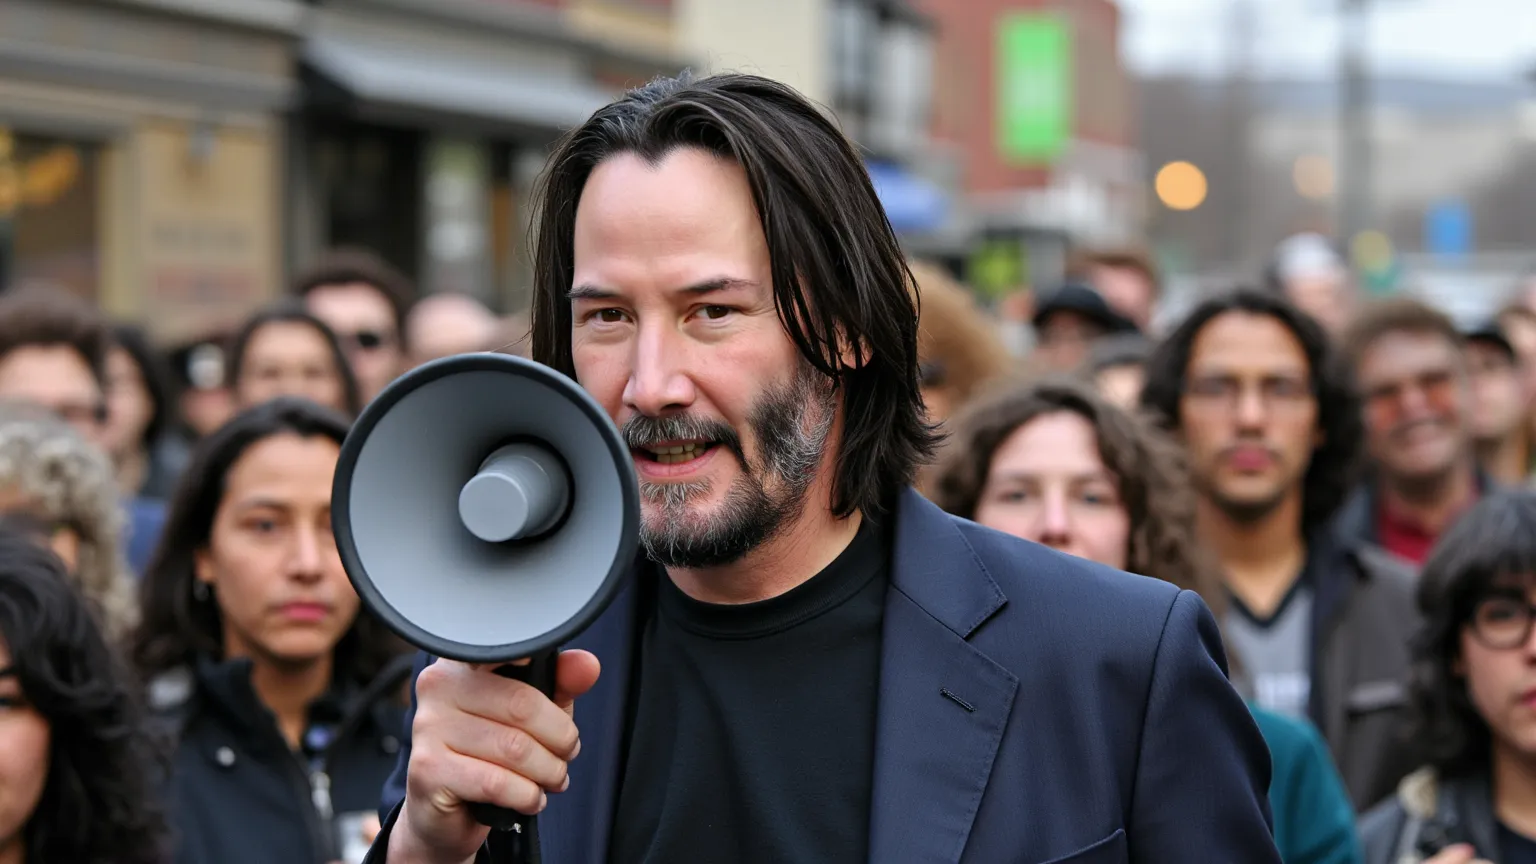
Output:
[635, 440, 719, 465]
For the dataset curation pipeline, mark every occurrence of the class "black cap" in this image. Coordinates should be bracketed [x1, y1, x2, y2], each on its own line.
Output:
[1462, 320, 1516, 362]
[1032, 282, 1140, 335]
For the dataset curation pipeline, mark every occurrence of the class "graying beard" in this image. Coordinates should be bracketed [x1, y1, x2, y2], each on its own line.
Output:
[637, 367, 833, 568]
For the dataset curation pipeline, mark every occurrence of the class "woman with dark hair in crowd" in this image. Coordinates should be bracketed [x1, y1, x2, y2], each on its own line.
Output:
[932, 378, 1362, 864]
[0, 525, 168, 864]
[226, 301, 363, 418]
[106, 324, 192, 502]
[132, 398, 410, 864]
[1360, 490, 1536, 864]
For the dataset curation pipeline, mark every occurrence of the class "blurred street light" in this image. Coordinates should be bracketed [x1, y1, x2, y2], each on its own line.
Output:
[1155, 161, 1208, 211]
[1292, 154, 1335, 200]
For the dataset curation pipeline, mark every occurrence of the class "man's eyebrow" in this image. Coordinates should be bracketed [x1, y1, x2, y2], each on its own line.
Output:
[567, 277, 760, 301]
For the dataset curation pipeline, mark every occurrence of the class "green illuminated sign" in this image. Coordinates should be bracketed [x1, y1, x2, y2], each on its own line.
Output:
[996, 13, 1072, 165]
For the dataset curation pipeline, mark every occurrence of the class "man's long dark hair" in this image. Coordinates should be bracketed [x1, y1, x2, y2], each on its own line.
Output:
[1140, 288, 1362, 531]
[529, 72, 939, 518]
[132, 398, 403, 687]
[0, 528, 168, 864]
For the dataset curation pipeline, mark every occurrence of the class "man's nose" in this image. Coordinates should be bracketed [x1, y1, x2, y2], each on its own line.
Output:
[623, 325, 697, 415]
[1233, 385, 1270, 428]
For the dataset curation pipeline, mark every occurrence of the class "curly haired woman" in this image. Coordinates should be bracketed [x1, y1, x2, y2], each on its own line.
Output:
[0, 400, 138, 642]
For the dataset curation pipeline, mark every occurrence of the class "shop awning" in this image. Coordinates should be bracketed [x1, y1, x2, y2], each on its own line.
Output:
[866, 160, 950, 235]
[302, 36, 615, 132]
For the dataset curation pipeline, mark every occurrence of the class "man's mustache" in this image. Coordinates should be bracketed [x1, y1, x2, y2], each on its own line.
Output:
[622, 414, 747, 464]
[1388, 417, 1447, 441]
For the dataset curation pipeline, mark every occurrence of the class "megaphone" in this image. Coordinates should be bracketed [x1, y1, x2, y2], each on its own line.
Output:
[331, 353, 640, 836]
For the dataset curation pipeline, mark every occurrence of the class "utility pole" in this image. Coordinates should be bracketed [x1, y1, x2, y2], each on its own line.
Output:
[1222, 0, 1258, 272]
[1337, 0, 1371, 251]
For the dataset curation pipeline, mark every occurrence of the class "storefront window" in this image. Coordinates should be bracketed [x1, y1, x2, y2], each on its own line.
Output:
[0, 129, 100, 300]
[309, 122, 422, 282]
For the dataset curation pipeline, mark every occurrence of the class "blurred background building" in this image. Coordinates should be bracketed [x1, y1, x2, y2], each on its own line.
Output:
[0, 0, 1532, 337]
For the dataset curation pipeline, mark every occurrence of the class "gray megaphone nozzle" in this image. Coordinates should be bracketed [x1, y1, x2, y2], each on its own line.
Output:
[457, 442, 571, 543]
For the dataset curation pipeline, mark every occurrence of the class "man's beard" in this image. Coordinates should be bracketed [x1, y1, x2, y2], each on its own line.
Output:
[1206, 486, 1290, 525]
[622, 365, 834, 569]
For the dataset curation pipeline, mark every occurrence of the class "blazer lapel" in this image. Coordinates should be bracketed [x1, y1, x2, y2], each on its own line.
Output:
[867, 491, 1020, 864]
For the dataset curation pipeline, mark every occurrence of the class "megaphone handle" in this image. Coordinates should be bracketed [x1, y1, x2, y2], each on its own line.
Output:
[467, 650, 559, 857]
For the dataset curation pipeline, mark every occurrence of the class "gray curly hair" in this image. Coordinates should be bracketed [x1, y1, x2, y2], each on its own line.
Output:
[0, 400, 137, 642]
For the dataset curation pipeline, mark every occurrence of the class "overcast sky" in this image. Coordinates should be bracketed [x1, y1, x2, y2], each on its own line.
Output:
[1119, 0, 1536, 81]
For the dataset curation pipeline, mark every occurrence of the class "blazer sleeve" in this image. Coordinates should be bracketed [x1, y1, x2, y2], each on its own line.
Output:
[377, 650, 432, 824]
[1130, 590, 1282, 863]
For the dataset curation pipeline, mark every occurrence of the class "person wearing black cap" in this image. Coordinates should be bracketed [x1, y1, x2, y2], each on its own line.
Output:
[1031, 282, 1139, 373]
[1464, 320, 1531, 486]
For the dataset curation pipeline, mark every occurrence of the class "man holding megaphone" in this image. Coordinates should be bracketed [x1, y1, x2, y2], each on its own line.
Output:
[356, 73, 1281, 864]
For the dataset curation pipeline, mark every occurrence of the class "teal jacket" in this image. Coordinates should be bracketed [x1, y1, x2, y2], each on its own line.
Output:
[1252, 704, 1364, 864]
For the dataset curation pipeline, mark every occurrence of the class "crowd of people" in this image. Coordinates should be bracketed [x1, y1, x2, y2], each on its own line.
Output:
[0, 69, 1534, 864]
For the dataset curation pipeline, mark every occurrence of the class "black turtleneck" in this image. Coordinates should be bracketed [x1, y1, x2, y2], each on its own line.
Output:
[609, 516, 889, 864]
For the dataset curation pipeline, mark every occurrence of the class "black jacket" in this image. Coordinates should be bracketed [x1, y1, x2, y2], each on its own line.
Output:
[1307, 531, 1422, 812]
[150, 654, 412, 864]
[1359, 768, 1498, 864]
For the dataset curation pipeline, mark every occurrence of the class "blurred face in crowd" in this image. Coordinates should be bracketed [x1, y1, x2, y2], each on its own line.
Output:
[195, 433, 359, 669]
[406, 294, 500, 368]
[0, 640, 49, 851]
[918, 362, 954, 425]
[235, 322, 348, 415]
[1178, 311, 1319, 523]
[0, 347, 105, 447]
[972, 411, 1129, 570]
[568, 148, 839, 571]
[1356, 330, 1470, 484]
[0, 492, 79, 576]
[1034, 311, 1105, 372]
[1089, 265, 1155, 334]
[1283, 273, 1351, 336]
[1459, 583, 1536, 764]
[304, 282, 402, 403]
[1502, 314, 1536, 412]
[1465, 340, 1525, 447]
[103, 346, 153, 461]
[1095, 363, 1145, 412]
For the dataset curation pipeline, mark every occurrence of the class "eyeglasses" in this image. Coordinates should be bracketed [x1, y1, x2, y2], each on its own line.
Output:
[341, 330, 393, 353]
[52, 401, 108, 428]
[1362, 369, 1460, 418]
[1181, 375, 1314, 414]
[1468, 591, 1536, 650]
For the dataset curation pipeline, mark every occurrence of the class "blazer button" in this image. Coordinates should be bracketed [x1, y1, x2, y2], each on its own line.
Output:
[382, 736, 400, 755]
[215, 746, 236, 768]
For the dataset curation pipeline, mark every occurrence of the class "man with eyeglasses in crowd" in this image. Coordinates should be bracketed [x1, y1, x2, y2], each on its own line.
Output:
[1142, 288, 1419, 811]
[1333, 298, 1490, 567]
[294, 248, 415, 405]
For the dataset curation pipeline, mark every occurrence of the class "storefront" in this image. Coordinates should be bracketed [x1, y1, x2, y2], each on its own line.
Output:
[0, 0, 300, 344]
[290, 0, 681, 312]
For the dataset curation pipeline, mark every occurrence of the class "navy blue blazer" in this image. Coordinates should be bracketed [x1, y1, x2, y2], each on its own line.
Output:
[367, 489, 1280, 863]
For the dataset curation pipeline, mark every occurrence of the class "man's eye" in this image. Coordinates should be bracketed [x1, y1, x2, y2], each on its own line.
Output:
[700, 305, 732, 320]
[594, 309, 626, 323]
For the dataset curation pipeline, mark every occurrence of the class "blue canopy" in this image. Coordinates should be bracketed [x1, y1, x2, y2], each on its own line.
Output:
[866, 160, 949, 234]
